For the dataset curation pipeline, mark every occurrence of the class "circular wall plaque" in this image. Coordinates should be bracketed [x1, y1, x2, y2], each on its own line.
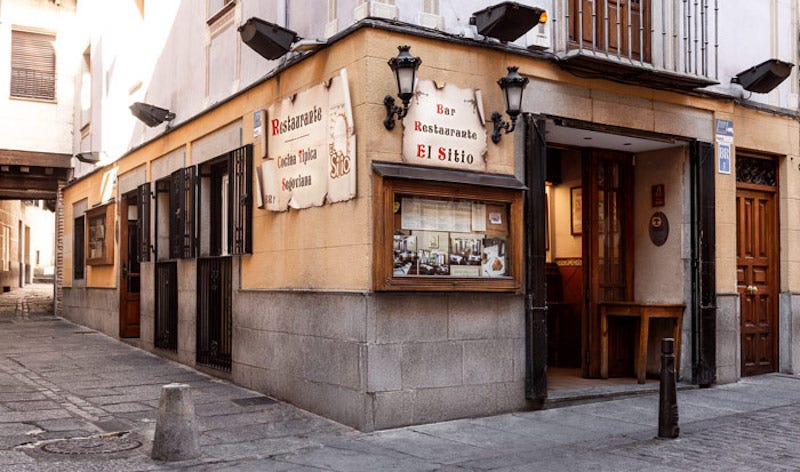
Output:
[649, 211, 669, 247]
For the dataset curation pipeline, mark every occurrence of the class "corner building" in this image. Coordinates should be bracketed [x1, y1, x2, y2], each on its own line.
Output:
[60, 1, 800, 431]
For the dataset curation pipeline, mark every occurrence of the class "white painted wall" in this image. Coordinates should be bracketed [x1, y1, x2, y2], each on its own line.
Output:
[709, 0, 799, 109]
[0, 0, 78, 155]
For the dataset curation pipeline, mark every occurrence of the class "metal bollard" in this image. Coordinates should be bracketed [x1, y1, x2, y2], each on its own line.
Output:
[658, 338, 679, 438]
[151, 383, 200, 461]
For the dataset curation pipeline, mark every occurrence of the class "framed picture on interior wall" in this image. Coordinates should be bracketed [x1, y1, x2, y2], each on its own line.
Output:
[570, 186, 582, 236]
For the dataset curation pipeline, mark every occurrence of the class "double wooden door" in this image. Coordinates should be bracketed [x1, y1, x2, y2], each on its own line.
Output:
[737, 186, 778, 376]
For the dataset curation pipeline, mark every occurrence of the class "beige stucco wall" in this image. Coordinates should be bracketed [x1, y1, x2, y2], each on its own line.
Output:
[633, 146, 688, 303]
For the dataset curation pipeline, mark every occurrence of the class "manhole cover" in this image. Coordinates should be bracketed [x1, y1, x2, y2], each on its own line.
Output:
[40, 434, 142, 455]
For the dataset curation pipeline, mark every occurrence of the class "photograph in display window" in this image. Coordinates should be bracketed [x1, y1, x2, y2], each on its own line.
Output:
[393, 195, 509, 279]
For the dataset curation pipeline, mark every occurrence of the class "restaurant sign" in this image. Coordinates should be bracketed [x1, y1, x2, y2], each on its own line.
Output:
[259, 69, 356, 211]
[402, 80, 487, 172]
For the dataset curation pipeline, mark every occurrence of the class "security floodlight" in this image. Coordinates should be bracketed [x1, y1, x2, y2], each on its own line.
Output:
[238, 17, 299, 60]
[75, 152, 101, 164]
[470, 2, 547, 42]
[732, 59, 794, 93]
[129, 102, 175, 127]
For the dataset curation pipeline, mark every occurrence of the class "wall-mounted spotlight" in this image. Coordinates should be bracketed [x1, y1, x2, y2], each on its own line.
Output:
[470, 2, 547, 42]
[239, 17, 299, 60]
[75, 151, 101, 164]
[383, 45, 422, 131]
[732, 58, 794, 94]
[130, 102, 175, 127]
[491, 66, 528, 144]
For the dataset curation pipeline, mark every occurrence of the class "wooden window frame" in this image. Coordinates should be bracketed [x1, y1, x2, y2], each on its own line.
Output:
[86, 203, 115, 266]
[374, 176, 523, 292]
[73, 215, 85, 279]
[197, 144, 253, 257]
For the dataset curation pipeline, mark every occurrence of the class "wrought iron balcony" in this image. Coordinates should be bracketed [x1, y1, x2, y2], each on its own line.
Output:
[551, 0, 718, 90]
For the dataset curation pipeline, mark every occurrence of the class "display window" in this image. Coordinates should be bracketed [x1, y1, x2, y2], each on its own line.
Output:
[86, 203, 115, 266]
[375, 172, 523, 292]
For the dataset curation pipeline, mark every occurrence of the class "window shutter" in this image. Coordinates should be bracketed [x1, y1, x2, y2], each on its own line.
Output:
[230, 144, 253, 255]
[11, 30, 56, 100]
[137, 183, 151, 262]
[169, 167, 196, 259]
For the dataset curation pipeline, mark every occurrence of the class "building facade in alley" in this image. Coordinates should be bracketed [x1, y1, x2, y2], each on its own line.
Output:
[0, 0, 75, 296]
[59, 0, 799, 431]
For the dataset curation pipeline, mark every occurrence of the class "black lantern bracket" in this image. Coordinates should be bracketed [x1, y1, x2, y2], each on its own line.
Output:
[383, 95, 408, 131]
[491, 66, 529, 144]
[491, 111, 517, 144]
[384, 45, 422, 131]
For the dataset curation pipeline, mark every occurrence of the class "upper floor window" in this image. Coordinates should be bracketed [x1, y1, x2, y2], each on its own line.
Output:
[10, 30, 56, 101]
[207, 0, 235, 24]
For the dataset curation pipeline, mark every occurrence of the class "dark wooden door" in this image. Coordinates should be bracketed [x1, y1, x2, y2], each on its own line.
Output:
[119, 194, 141, 338]
[583, 150, 634, 377]
[737, 188, 777, 376]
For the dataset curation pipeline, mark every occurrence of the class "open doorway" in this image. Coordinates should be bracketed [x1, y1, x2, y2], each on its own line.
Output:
[119, 190, 141, 338]
[542, 122, 690, 396]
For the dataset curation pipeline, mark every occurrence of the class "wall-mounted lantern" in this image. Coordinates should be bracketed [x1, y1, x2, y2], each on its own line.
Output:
[491, 66, 528, 144]
[383, 45, 422, 130]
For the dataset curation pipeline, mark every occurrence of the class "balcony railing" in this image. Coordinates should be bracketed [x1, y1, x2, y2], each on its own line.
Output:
[10, 68, 56, 101]
[552, 0, 718, 90]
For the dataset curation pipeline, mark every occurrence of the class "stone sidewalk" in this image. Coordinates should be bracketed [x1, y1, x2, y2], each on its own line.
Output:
[2, 285, 800, 471]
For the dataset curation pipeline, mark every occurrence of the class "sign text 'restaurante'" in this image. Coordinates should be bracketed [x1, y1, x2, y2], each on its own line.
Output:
[402, 80, 487, 172]
[271, 107, 323, 135]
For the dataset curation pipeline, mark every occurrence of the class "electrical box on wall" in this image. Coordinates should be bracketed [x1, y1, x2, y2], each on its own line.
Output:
[526, 20, 550, 50]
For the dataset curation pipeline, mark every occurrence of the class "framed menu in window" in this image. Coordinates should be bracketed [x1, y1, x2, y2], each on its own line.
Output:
[86, 203, 115, 266]
[375, 176, 522, 292]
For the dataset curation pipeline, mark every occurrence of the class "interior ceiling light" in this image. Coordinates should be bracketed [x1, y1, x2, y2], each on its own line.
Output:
[732, 59, 794, 93]
[129, 102, 175, 127]
[470, 1, 547, 42]
[239, 17, 299, 60]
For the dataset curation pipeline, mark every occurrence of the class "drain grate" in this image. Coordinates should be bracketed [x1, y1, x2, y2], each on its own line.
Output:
[40, 433, 142, 455]
[232, 396, 277, 407]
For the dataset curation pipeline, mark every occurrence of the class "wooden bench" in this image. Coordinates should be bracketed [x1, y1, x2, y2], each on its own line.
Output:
[599, 302, 685, 384]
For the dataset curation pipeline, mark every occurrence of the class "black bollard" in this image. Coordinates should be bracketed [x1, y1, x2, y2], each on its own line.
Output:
[658, 338, 679, 438]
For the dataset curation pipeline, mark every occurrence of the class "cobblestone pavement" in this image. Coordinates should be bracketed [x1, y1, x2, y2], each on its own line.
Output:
[2, 285, 800, 471]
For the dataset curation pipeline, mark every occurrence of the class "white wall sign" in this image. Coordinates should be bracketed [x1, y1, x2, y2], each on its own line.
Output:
[402, 80, 487, 172]
[259, 69, 356, 211]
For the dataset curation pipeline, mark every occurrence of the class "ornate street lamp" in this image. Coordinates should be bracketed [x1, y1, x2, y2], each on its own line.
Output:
[491, 66, 529, 143]
[383, 45, 422, 130]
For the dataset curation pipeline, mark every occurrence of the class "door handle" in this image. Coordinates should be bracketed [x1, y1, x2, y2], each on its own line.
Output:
[746, 285, 758, 296]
